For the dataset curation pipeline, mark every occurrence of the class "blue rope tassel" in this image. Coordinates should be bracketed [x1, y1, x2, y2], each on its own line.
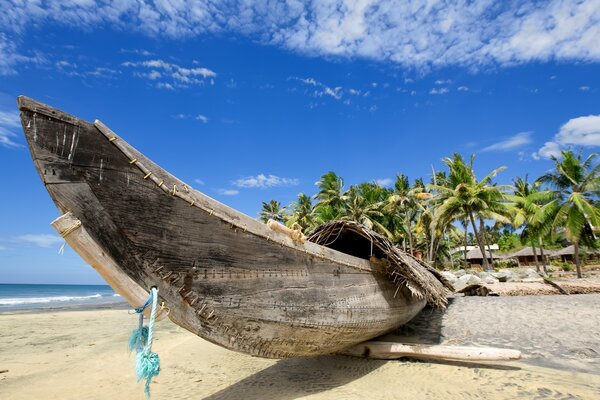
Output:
[135, 287, 161, 398]
[128, 292, 153, 353]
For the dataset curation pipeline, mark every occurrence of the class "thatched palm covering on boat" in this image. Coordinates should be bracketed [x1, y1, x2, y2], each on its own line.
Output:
[308, 221, 452, 308]
[18, 96, 449, 359]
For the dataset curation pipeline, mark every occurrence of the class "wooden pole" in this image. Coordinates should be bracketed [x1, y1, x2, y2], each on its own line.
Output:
[341, 341, 522, 362]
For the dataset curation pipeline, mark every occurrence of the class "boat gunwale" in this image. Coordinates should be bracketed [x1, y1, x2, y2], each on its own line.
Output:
[18, 96, 379, 275]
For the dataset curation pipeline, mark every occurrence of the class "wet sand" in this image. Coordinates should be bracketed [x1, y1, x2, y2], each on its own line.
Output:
[1, 295, 599, 399]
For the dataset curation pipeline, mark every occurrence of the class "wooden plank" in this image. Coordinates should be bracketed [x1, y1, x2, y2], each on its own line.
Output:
[342, 341, 522, 361]
[51, 212, 150, 315]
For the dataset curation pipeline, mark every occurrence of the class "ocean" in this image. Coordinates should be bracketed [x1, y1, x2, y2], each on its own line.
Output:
[0, 283, 127, 312]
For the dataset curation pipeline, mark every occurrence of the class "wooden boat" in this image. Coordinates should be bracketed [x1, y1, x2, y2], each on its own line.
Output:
[18, 96, 448, 358]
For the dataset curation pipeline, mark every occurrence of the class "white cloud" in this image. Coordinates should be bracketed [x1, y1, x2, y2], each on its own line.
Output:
[0, 33, 46, 75]
[533, 141, 563, 160]
[195, 114, 208, 123]
[194, 179, 205, 185]
[123, 59, 216, 89]
[482, 132, 533, 152]
[457, 86, 470, 92]
[0, 109, 22, 148]
[233, 174, 300, 188]
[429, 87, 449, 95]
[579, 86, 590, 91]
[290, 77, 343, 100]
[217, 189, 239, 196]
[15, 234, 63, 248]
[0, 1, 599, 71]
[172, 113, 209, 123]
[533, 115, 600, 159]
[434, 79, 452, 85]
[375, 178, 393, 187]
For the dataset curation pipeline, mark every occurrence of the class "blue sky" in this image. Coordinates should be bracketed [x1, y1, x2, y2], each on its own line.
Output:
[1, 1, 599, 284]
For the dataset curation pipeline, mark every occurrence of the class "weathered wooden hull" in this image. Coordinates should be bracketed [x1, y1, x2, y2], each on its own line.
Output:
[18, 96, 426, 358]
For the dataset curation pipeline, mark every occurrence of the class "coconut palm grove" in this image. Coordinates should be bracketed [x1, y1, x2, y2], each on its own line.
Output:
[260, 150, 600, 278]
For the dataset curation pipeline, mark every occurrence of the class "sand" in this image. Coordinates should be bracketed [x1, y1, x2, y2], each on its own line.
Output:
[1, 295, 600, 399]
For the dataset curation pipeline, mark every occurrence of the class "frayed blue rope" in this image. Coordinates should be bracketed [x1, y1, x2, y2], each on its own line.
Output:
[128, 291, 153, 353]
[133, 287, 160, 398]
[128, 324, 148, 353]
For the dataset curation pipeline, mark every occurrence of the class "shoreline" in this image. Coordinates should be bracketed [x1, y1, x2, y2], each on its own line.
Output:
[0, 300, 129, 315]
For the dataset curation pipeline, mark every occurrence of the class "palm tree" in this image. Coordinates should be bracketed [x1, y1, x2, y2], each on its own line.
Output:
[538, 151, 600, 278]
[259, 200, 286, 223]
[430, 154, 509, 270]
[315, 171, 345, 215]
[286, 193, 316, 232]
[509, 176, 558, 273]
[340, 184, 392, 238]
[383, 175, 424, 255]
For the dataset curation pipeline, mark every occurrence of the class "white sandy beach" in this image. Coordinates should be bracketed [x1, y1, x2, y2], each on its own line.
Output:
[1, 295, 600, 399]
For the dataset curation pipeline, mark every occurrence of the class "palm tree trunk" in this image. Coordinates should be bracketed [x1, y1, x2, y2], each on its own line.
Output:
[479, 217, 494, 268]
[405, 213, 414, 256]
[468, 211, 490, 270]
[538, 237, 547, 274]
[464, 220, 468, 267]
[530, 239, 539, 272]
[574, 242, 582, 278]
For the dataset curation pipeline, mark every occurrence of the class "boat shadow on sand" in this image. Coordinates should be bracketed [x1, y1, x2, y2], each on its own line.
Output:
[202, 299, 519, 400]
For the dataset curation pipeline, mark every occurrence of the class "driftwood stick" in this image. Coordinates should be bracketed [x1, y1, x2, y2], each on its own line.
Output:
[341, 341, 522, 362]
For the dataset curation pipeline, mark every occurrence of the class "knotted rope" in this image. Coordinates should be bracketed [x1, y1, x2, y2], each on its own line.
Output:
[128, 294, 153, 353]
[129, 288, 161, 398]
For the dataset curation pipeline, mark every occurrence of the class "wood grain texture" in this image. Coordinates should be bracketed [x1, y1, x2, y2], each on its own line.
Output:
[19, 96, 427, 358]
[341, 341, 522, 361]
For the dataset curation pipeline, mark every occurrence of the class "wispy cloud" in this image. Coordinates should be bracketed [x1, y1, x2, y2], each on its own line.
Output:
[482, 132, 533, 152]
[233, 174, 299, 188]
[290, 77, 343, 100]
[1, 2, 599, 71]
[533, 115, 600, 159]
[0, 109, 23, 148]
[120, 48, 154, 56]
[217, 189, 239, 196]
[0, 33, 46, 76]
[14, 234, 63, 248]
[195, 114, 208, 123]
[194, 179, 205, 185]
[172, 113, 209, 123]
[579, 86, 590, 91]
[123, 59, 216, 89]
[457, 86, 470, 92]
[375, 178, 393, 187]
[429, 87, 449, 95]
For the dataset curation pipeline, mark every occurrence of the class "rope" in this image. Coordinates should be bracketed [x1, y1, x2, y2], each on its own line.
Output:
[135, 287, 161, 398]
[290, 223, 306, 243]
[59, 220, 82, 238]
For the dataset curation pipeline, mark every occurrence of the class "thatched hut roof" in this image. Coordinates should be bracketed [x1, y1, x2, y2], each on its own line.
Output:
[465, 248, 499, 260]
[506, 247, 547, 258]
[307, 220, 452, 309]
[551, 245, 600, 256]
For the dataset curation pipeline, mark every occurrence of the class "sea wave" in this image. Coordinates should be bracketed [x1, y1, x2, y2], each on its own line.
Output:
[0, 293, 102, 306]
[112, 294, 121, 297]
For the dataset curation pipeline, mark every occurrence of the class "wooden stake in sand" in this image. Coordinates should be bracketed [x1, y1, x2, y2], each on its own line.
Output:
[342, 341, 522, 362]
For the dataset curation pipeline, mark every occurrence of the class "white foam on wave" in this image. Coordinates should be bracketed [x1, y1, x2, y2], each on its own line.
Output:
[0, 293, 102, 306]
[112, 294, 121, 297]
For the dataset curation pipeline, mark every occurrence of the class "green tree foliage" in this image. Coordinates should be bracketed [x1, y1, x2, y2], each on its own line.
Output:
[257, 151, 599, 276]
[538, 151, 600, 278]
